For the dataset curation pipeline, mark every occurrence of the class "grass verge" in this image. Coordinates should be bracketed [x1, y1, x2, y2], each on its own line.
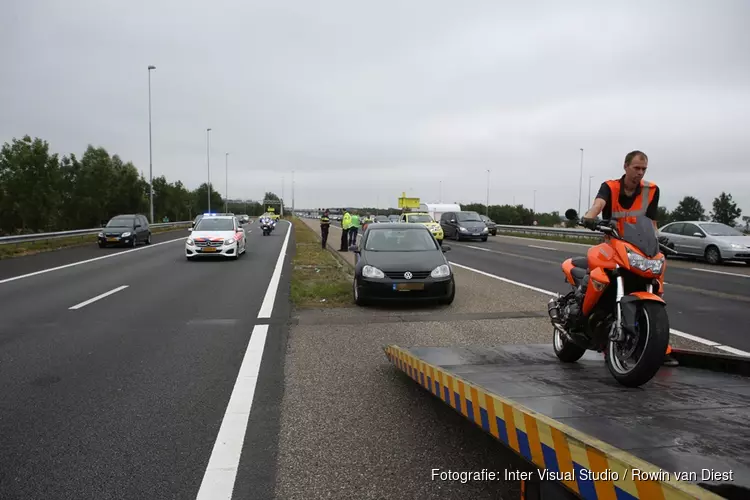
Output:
[0, 225, 189, 260]
[290, 218, 352, 308]
[495, 230, 602, 246]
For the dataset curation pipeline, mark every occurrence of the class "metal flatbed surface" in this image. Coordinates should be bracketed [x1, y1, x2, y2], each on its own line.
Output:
[385, 343, 750, 500]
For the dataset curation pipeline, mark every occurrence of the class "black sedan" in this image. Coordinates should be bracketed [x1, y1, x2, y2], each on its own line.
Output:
[350, 223, 455, 306]
[98, 214, 151, 247]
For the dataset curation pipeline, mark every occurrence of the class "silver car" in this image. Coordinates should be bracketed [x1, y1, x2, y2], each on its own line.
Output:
[657, 220, 750, 264]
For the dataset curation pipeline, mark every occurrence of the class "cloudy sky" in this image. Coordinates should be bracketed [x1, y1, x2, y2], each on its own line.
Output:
[3, 0, 749, 215]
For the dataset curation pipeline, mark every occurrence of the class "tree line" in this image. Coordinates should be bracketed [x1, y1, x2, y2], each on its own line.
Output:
[0, 135, 286, 235]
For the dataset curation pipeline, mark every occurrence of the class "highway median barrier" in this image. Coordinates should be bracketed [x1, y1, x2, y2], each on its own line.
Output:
[290, 217, 352, 308]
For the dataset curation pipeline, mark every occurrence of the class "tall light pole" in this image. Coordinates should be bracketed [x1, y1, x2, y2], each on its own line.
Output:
[206, 128, 212, 212]
[533, 190, 537, 213]
[486, 169, 490, 216]
[281, 175, 285, 217]
[147, 65, 156, 223]
[578, 148, 584, 216]
[587, 175, 594, 207]
[439, 180, 442, 203]
[225, 152, 229, 213]
[291, 170, 295, 215]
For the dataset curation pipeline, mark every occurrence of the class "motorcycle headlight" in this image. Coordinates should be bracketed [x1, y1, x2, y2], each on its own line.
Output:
[362, 265, 385, 279]
[431, 264, 451, 278]
[627, 249, 664, 275]
[121, 232, 131, 237]
[187, 238, 194, 245]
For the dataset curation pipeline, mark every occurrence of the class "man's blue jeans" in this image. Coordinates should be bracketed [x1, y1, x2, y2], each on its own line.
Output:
[349, 227, 358, 245]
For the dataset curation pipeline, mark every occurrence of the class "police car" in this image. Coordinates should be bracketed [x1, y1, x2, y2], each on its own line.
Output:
[185, 214, 246, 260]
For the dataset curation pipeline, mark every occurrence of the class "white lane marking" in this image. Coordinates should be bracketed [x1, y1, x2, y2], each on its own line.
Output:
[196, 324, 269, 500]
[448, 261, 749, 355]
[0, 237, 186, 286]
[528, 244, 557, 250]
[197, 220, 291, 499]
[69, 285, 129, 310]
[690, 268, 750, 279]
[258, 221, 292, 318]
[715, 345, 750, 356]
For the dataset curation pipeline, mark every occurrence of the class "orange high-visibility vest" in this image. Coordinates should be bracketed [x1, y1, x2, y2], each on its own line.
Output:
[605, 178, 657, 233]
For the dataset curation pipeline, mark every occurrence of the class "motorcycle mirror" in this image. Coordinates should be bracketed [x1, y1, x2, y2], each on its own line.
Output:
[565, 209, 578, 220]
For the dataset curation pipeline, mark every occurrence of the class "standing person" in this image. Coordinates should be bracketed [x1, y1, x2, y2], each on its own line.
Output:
[349, 211, 360, 246]
[581, 150, 677, 367]
[320, 210, 330, 249]
[340, 208, 352, 251]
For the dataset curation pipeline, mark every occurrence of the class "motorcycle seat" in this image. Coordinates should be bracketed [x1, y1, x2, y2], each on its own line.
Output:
[571, 267, 587, 283]
[572, 256, 588, 269]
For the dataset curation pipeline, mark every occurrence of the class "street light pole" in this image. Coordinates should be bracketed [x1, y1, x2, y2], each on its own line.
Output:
[533, 190, 536, 213]
[486, 169, 490, 216]
[588, 175, 594, 207]
[225, 152, 229, 213]
[578, 148, 584, 216]
[147, 65, 156, 223]
[206, 128, 212, 212]
[292, 170, 295, 215]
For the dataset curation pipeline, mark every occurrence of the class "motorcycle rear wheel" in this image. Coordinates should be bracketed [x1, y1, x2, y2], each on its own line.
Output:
[606, 301, 670, 388]
[553, 326, 586, 363]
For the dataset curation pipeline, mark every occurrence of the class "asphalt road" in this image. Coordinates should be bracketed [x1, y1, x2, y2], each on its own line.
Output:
[0, 220, 292, 500]
[446, 235, 750, 353]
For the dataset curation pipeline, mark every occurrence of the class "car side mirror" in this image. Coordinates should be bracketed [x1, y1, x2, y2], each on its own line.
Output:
[135, 224, 141, 228]
[693, 232, 704, 238]
[450, 219, 456, 223]
[441, 245, 451, 252]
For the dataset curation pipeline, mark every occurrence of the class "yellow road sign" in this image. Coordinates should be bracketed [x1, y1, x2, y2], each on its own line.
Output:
[398, 192, 420, 209]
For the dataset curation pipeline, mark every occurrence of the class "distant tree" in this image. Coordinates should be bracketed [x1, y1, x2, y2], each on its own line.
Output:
[710, 192, 742, 226]
[671, 196, 706, 221]
[655, 206, 673, 226]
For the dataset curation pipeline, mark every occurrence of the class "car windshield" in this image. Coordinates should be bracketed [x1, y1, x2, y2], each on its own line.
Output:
[620, 216, 659, 258]
[365, 229, 438, 252]
[107, 216, 135, 227]
[456, 211, 482, 222]
[699, 223, 744, 236]
[195, 218, 234, 231]
[407, 215, 433, 223]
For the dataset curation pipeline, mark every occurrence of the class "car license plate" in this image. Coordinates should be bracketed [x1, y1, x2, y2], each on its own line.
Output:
[106, 237, 118, 242]
[202, 247, 218, 252]
[394, 282, 424, 291]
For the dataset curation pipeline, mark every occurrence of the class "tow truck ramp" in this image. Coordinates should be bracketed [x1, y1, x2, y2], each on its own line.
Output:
[384, 344, 750, 500]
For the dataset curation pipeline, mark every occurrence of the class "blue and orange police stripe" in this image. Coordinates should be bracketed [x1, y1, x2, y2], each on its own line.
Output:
[384, 345, 722, 500]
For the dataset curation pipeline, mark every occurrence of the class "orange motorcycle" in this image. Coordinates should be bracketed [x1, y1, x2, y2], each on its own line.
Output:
[547, 209, 677, 387]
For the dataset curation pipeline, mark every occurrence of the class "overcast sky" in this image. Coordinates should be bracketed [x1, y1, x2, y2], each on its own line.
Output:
[3, 0, 749, 215]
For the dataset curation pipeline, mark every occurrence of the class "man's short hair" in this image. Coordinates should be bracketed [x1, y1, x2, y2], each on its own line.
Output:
[624, 150, 648, 166]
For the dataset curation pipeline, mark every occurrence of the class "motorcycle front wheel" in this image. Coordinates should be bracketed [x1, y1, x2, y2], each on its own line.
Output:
[606, 301, 670, 388]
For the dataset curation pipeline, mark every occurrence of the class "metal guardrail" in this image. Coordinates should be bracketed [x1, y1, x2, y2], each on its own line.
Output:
[493, 224, 602, 239]
[0, 221, 193, 246]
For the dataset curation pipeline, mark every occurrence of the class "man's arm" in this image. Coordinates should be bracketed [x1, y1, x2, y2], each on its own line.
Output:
[646, 186, 660, 228]
[584, 182, 611, 219]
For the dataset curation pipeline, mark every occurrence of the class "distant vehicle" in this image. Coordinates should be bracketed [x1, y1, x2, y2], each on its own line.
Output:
[657, 221, 750, 264]
[480, 215, 497, 236]
[439, 210, 488, 241]
[351, 223, 455, 306]
[237, 214, 250, 224]
[186, 215, 246, 260]
[387, 215, 400, 222]
[399, 212, 444, 246]
[362, 215, 389, 231]
[98, 214, 151, 248]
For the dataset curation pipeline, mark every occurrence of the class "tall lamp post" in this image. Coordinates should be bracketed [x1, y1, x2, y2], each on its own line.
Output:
[486, 169, 490, 216]
[147, 65, 156, 223]
[588, 175, 594, 207]
[206, 128, 212, 212]
[578, 148, 584, 216]
[225, 152, 229, 213]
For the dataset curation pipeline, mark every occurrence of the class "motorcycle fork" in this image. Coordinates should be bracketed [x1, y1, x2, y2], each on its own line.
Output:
[612, 274, 653, 342]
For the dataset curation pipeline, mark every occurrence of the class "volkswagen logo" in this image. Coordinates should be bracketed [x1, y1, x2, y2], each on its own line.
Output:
[404, 271, 413, 279]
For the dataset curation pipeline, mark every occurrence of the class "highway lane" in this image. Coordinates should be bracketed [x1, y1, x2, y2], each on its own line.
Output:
[0, 229, 191, 281]
[0, 220, 291, 500]
[446, 240, 750, 353]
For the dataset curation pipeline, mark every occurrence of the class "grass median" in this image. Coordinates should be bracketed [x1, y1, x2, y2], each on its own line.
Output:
[290, 218, 352, 308]
[0, 225, 189, 260]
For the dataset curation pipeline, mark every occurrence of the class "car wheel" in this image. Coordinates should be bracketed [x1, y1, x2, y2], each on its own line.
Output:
[98, 242, 105, 248]
[705, 246, 722, 265]
[145, 233, 151, 245]
[353, 278, 367, 306]
[481, 236, 488, 242]
[438, 281, 455, 305]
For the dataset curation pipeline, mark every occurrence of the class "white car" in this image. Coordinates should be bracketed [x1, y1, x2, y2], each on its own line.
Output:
[186, 215, 246, 260]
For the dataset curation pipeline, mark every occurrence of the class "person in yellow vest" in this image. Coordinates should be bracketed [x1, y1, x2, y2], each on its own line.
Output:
[340, 209, 352, 251]
[583, 150, 677, 367]
[349, 211, 361, 246]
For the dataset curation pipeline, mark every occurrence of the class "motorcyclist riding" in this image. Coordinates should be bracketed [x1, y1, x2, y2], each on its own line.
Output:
[580, 150, 677, 367]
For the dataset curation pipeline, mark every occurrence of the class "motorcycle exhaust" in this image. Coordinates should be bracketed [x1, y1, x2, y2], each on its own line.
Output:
[547, 298, 560, 321]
